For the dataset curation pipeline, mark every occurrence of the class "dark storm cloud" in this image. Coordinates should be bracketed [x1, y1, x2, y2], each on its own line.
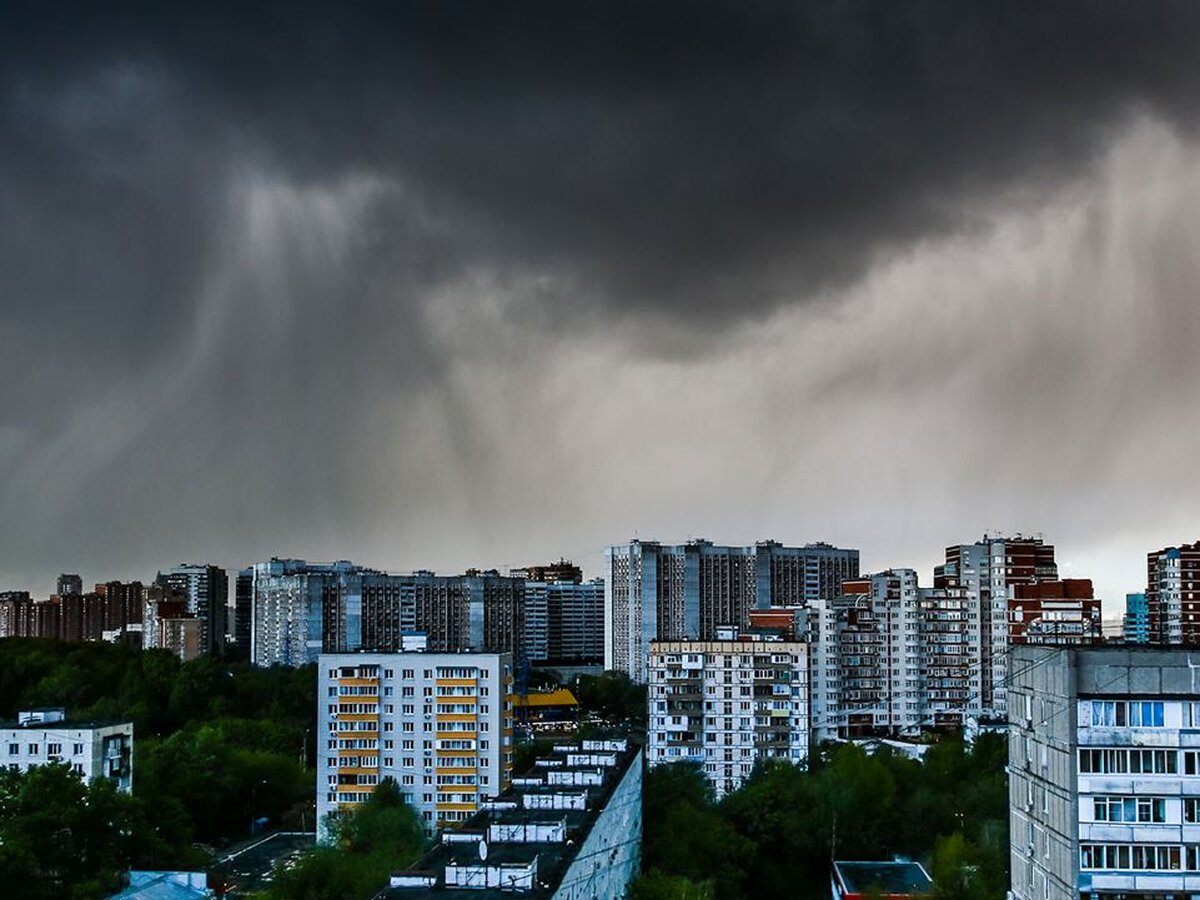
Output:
[3, 2, 1200, 597]
[5, 2, 1200, 330]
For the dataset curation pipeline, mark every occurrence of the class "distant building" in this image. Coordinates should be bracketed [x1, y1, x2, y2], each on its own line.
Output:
[1146, 542, 1200, 644]
[1009, 579, 1102, 646]
[232, 567, 253, 657]
[382, 737, 641, 899]
[251, 560, 527, 667]
[606, 539, 859, 682]
[523, 579, 604, 667]
[0, 708, 133, 793]
[831, 861, 933, 900]
[510, 560, 583, 584]
[1008, 645, 1200, 899]
[935, 534, 1058, 717]
[317, 651, 514, 835]
[157, 565, 227, 656]
[0, 591, 33, 638]
[1123, 592, 1150, 644]
[56, 574, 82, 597]
[647, 627, 809, 797]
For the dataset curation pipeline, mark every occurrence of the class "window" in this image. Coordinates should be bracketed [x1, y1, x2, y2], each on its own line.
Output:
[1094, 796, 1166, 823]
[47, 743, 61, 756]
[72, 743, 83, 755]
[1186, 799, 1200, 823]
[1089, 700, 1165, 728]
[27, 744, 38, 756]
[7, 743, 16, 756]
[1129, 702, 1166, 727]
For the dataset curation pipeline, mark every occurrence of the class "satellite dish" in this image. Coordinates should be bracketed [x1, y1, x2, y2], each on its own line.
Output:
[479, 839, 488, 861]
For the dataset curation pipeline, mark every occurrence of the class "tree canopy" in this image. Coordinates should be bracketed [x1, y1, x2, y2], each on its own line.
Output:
[635, 734, 1009, 900]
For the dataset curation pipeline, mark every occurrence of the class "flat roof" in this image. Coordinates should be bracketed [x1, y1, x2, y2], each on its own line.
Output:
[0, 717, 133, 731]
[834, 861, 933, 896]
[386, 740, 641, 899]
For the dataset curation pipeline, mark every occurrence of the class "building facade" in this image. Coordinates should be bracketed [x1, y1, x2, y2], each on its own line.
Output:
[936, 534, 1058, 717]
[157, 564, 228, 656]
[1124, 593, 1150, 644]
[1146, 543, 1200, 645]
[317, 651, 514, 836]
[0, 708, 133, 793]
[523, 579, 604, 666]
[647, 631, 809, 797]
[251, 560, 528, 667]
[606, 539, 858, 682]
[232, 567, 253, 657]
[1008, 645, 1200, 900]
[1010, 580, 1103, 647]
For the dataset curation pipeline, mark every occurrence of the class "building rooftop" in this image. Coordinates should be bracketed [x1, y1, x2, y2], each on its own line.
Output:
[384, 736, 640, 899]
[511, 688, 578, 710]
[833, 861, 933, 897]
[0, 710, 133, 731]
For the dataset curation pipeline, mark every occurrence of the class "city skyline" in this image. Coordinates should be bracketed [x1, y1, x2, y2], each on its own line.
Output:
[6, 5, 1200, 623]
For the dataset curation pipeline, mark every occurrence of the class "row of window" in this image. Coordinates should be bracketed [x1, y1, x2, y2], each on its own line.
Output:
[7, 742, 85, 757]
[1079, 843, 1200, 871]
[1091, 795, 1200, 823]
[1079, 749, 1178, 775]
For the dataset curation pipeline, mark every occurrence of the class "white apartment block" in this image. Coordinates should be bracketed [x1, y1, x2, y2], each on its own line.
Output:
[647, 631, 809, 797]
[1, 708, 133, 792]
[1009, 646, 1200, 900]
[317, 651, 514, 839]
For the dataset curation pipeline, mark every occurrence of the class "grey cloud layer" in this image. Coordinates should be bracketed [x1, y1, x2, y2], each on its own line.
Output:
[2, 3, 1199, 596]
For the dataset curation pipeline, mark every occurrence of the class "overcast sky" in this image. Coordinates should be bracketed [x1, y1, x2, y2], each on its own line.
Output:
[4, 3, 1200, 614]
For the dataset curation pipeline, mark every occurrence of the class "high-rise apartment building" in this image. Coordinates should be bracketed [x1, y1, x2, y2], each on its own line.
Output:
[1009, 645, 1200, 900]
[251, 560, 527, 667]
[523, 578, 604, 666]
[316, 651, 513, 836]
[816, 570, 924, 738]
[1146, 542, 1200, 645]
[647, 628, 809, 797]
[56, 574, 82, 597]
[606, 539, 858, 682]
[232, 567, 253, 657]
[936, 534, 1058, 717]
[0, 708, 133, 793]
[1124, 593, 1150, 644]
[157, 564, 227, 656]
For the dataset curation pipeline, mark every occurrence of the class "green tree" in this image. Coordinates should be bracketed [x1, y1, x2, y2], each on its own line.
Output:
[258, 780, 426, 900]
[0, 762, 158, 899]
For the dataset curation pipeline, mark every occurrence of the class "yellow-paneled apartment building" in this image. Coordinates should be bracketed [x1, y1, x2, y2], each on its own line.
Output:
[317, 650, 514, 838]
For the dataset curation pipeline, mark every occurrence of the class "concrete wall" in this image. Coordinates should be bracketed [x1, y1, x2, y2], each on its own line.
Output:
[553, 749, 643, 900]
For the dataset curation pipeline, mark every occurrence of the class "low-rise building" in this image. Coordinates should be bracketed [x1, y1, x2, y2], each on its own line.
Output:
[317, 651, 515, 837]
[0, 708, 133, 792]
